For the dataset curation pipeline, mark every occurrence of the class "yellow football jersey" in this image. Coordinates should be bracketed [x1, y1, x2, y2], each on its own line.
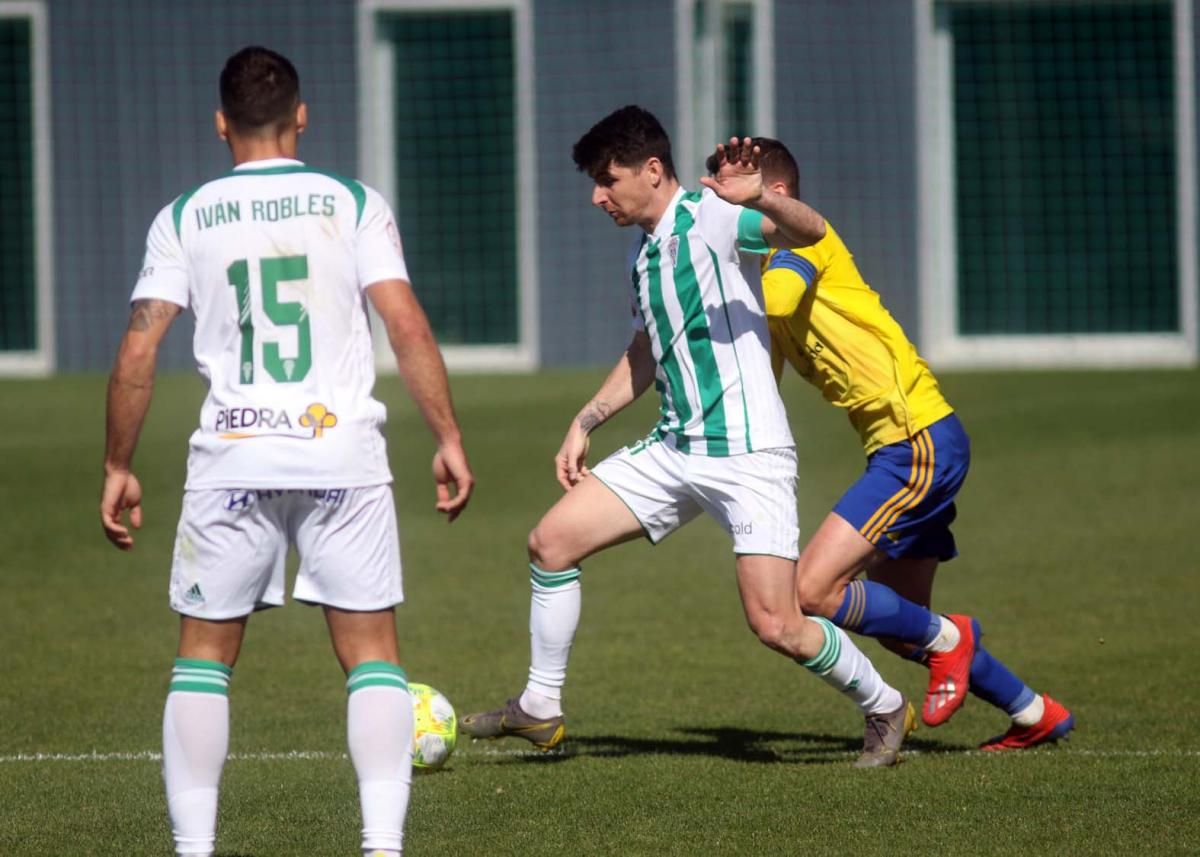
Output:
[762, 221, 953, 455]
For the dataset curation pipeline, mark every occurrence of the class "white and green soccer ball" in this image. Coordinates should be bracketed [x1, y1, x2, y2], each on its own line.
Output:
[410, 682, 457, 770]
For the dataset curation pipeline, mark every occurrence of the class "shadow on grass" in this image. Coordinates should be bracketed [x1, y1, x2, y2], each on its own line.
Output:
[475, 726, 972, 766]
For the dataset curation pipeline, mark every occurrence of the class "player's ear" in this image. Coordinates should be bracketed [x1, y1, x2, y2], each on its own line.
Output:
[645, 157, 662, 187]
[768, 180, 789, 197]
[215, 109, 228, 142]
[295, 102, 308, 136]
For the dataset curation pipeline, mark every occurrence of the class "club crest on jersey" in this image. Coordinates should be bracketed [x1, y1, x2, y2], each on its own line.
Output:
[667, 235, 680, 268]
[216, 402, 338, 441]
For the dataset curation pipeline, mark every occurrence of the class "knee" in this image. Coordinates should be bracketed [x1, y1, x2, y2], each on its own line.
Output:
[745, 610, 793, 655]
[795, 574, 840, 619]
[527, 524, 574, 572]
[526, 526, 549, 567]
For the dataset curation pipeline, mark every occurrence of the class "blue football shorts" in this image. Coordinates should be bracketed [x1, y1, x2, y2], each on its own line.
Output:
[832, 413, 970, 561]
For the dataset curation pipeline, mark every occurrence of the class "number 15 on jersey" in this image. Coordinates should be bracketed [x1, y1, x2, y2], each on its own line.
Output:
[227, 254, 311, 384]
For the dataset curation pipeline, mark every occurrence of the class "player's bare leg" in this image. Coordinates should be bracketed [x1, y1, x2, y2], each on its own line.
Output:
[735, 554, 827, 660]
[795, 517, 975, 673]
[326, 606, 411, 857]
[793, 512, 886, 618]
[164, 616, 247, 857]
[325, 606, 401, 671]
[526, 472, 647, 571]
[794, 512, 977, 727]
[735, 555, 913, 767]
[461, 475, 644, 750]
[177, 615, 248, 666]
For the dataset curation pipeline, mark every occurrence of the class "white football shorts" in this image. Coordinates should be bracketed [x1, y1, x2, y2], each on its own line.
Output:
[590, 438, 800, 559]
[168, 485, 403, 619]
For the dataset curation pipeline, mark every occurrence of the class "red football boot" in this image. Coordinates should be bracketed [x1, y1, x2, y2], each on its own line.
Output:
[922, 614, 979, 727]
[980, 694, 1075, 751]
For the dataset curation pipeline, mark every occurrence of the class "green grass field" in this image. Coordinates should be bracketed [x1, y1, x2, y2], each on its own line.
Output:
[2, 369, 1199, 855]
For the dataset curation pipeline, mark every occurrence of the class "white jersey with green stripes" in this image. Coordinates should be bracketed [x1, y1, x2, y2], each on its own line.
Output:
[631, 187, 794, 456]
[131, 158, 409, 489]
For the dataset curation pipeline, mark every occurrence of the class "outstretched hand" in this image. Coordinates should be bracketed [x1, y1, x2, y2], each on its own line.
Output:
[699, 137, 764, 206]
[101, 470, 143, 550]
[433, 441, 474, 522]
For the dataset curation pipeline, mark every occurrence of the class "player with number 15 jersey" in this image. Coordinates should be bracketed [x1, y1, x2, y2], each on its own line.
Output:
[103, 46, 472, 857]
[133, 163, 406, 488]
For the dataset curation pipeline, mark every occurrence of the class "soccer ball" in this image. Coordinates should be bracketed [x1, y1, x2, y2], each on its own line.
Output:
[410, 682, 457, 770]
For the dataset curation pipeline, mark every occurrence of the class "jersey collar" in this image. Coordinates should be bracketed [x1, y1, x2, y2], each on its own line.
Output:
[232, 157, 305, 171]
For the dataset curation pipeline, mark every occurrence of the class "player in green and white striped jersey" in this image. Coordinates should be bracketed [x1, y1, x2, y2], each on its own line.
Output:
[462, 107, 915, 768]
[627, 182, 791, 456]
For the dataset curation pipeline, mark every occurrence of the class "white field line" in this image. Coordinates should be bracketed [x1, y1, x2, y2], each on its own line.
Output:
[0, 750, 341, 763]
[1, 747, 1198, 763]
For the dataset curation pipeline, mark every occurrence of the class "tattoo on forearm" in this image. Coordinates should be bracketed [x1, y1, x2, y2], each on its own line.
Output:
[578, 400, 613, 433]
[128, 299, 179, 332]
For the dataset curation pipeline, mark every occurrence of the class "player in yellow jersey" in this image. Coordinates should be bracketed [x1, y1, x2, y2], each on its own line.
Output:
[708, 138, 1074, 749]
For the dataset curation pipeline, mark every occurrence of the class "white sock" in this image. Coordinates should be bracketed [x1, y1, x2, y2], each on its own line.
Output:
[1012, 693, 1046, 727]
[163, 660, 232, 857]
[924, 615, 962, 653]
[518, 688, 561, 720]
[523, 564, 582, 718]
[346, 663, 413, 855]
[802, 618, 903, 716]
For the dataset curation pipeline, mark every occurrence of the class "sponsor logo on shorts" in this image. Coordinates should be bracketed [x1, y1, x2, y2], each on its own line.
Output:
[224, 490, 257, 511]
[216, 402, 338, 441]
[183, 582, 205, 604]
[223, 488, 348, 513]
[730, 512, 797, 552]
[256, 488, 347, 507]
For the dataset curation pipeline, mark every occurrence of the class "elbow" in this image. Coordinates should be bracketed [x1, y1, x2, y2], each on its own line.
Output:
[786, 216, 825, 249]
[811, 216, 827, 243]
[385, 321, 437, 361]
[116, 336, 159, 368]
[791, 223, 824, 249]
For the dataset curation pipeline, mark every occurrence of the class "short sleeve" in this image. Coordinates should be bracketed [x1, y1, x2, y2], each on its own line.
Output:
[736, 209, 769, 254]
[356, 186, 410, 289]
[761, 248, 820, 318]
[130, 203, 190, 308]
[696, 191, 741, 259]
[696, 190, 766, 258]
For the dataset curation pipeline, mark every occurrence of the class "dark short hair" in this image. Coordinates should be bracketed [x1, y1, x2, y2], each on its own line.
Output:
[219, 46, 300, 134]
[572, 105, 676, 181]
[705, 136, 801, 198]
